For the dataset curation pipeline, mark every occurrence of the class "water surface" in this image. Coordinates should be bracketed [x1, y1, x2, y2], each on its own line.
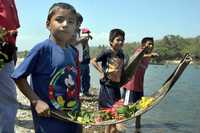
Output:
[90, 64, 200, 133]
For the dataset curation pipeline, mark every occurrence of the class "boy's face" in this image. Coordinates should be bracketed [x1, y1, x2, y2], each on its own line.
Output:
[47, 8, 77, 44]
[110, 35, 124, 51]
[145, 40, 154, 53]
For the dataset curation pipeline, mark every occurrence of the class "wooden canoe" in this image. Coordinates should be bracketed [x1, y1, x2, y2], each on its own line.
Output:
[50, 53, 192, 126]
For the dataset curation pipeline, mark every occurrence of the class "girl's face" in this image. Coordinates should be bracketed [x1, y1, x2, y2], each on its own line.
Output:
[47, 8, 76, 46]
[110, 36, 124, 52]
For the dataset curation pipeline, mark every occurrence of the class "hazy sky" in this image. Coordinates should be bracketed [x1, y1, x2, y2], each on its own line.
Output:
[15, 0, 200, 51]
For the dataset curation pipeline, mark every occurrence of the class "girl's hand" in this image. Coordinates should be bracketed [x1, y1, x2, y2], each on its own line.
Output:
[33, 100, 50, 117]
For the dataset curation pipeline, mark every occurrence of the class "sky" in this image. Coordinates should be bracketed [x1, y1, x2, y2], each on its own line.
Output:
[15, 0, 200, 51]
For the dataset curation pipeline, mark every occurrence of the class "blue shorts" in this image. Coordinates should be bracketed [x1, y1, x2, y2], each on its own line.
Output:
[0, 61, 17, 133]
[98, 81, 121, 108]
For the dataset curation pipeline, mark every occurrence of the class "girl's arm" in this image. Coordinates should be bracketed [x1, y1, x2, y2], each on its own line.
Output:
[15, 78, 50, 117]
[91, 57, 104, 78]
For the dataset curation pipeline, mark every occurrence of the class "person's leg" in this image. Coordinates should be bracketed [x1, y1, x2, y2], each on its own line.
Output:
[110, 124, 117, 133]
[0, 61, 17, 133]
[80, 64, 87, 94]
[132, 91, 142, 103]
[132, 91, 143, 131]
[0, 103, 17, 133]
[134, 119, 141, 133]
[121, 88, 126, 100]
[105, 125, 111, 133]
[80, 64, 85, 95]
[113, 87, 121, 101]
[83, 64, 90, 94]
[135, 115, 141, 129]
[98, 83, 114, 108]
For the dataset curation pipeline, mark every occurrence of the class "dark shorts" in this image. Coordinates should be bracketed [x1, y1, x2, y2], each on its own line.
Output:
[98, 81, 121, 108]
[80, 63, 90, 93]
[122, 88, 143, 103]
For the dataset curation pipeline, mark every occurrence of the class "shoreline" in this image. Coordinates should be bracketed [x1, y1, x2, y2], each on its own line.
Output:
[17, 58, 199, 65]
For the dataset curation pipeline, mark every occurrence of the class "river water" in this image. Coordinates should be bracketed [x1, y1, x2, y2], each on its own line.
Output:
[90, 64, 200, 133]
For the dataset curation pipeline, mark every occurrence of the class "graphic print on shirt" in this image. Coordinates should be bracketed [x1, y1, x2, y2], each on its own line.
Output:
[106, 57, 124, 82]
[48, 65, 79, 112]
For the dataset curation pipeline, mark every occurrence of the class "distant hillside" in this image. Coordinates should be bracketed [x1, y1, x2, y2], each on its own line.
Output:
[17, 50, 29, 58]
[90, 35, 200, 63]
[17, 35, 200, 63]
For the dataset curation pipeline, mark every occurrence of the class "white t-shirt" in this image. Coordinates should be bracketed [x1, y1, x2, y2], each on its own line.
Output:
[74, 33, 83, 62]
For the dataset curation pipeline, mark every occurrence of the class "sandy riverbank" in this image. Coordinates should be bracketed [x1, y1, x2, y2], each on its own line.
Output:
[15, 89, 34, 133]
[15, 89, 106, 133]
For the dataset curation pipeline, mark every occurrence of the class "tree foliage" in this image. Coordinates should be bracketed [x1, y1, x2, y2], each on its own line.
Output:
[90, 35, 200, 63]
[18, 35, 200, 63]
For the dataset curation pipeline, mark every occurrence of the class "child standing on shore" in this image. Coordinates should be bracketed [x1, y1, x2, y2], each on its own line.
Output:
[12, 3, 82, 133]
[73, 13, 92, 96]
[122, 37, 158, 132]
[73, 12, 84, 62]
[91, 28, 125, 133]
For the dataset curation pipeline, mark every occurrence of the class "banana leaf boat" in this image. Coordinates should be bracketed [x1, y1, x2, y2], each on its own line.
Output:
[50, 53, 192, 126]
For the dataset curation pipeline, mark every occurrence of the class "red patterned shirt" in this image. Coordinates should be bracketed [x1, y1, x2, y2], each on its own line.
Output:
[123, 47, 150, 92]
[0, 0, 20, 45]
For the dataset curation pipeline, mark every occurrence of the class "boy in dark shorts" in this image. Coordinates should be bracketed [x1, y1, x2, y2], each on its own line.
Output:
[91, 28, 125, 133]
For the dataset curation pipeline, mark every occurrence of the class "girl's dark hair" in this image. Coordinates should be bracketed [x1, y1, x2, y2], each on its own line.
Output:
[141, 37, 154, 44]
[76, 12, 83, 23]
[109, 28, 125, 43]
[47, 3, 76, 21]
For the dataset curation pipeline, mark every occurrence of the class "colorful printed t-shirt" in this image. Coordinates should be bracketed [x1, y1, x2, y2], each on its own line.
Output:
[11, 38, 81, 133]
[96, 48, 124, 108]
[96, 48, 124, 84]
